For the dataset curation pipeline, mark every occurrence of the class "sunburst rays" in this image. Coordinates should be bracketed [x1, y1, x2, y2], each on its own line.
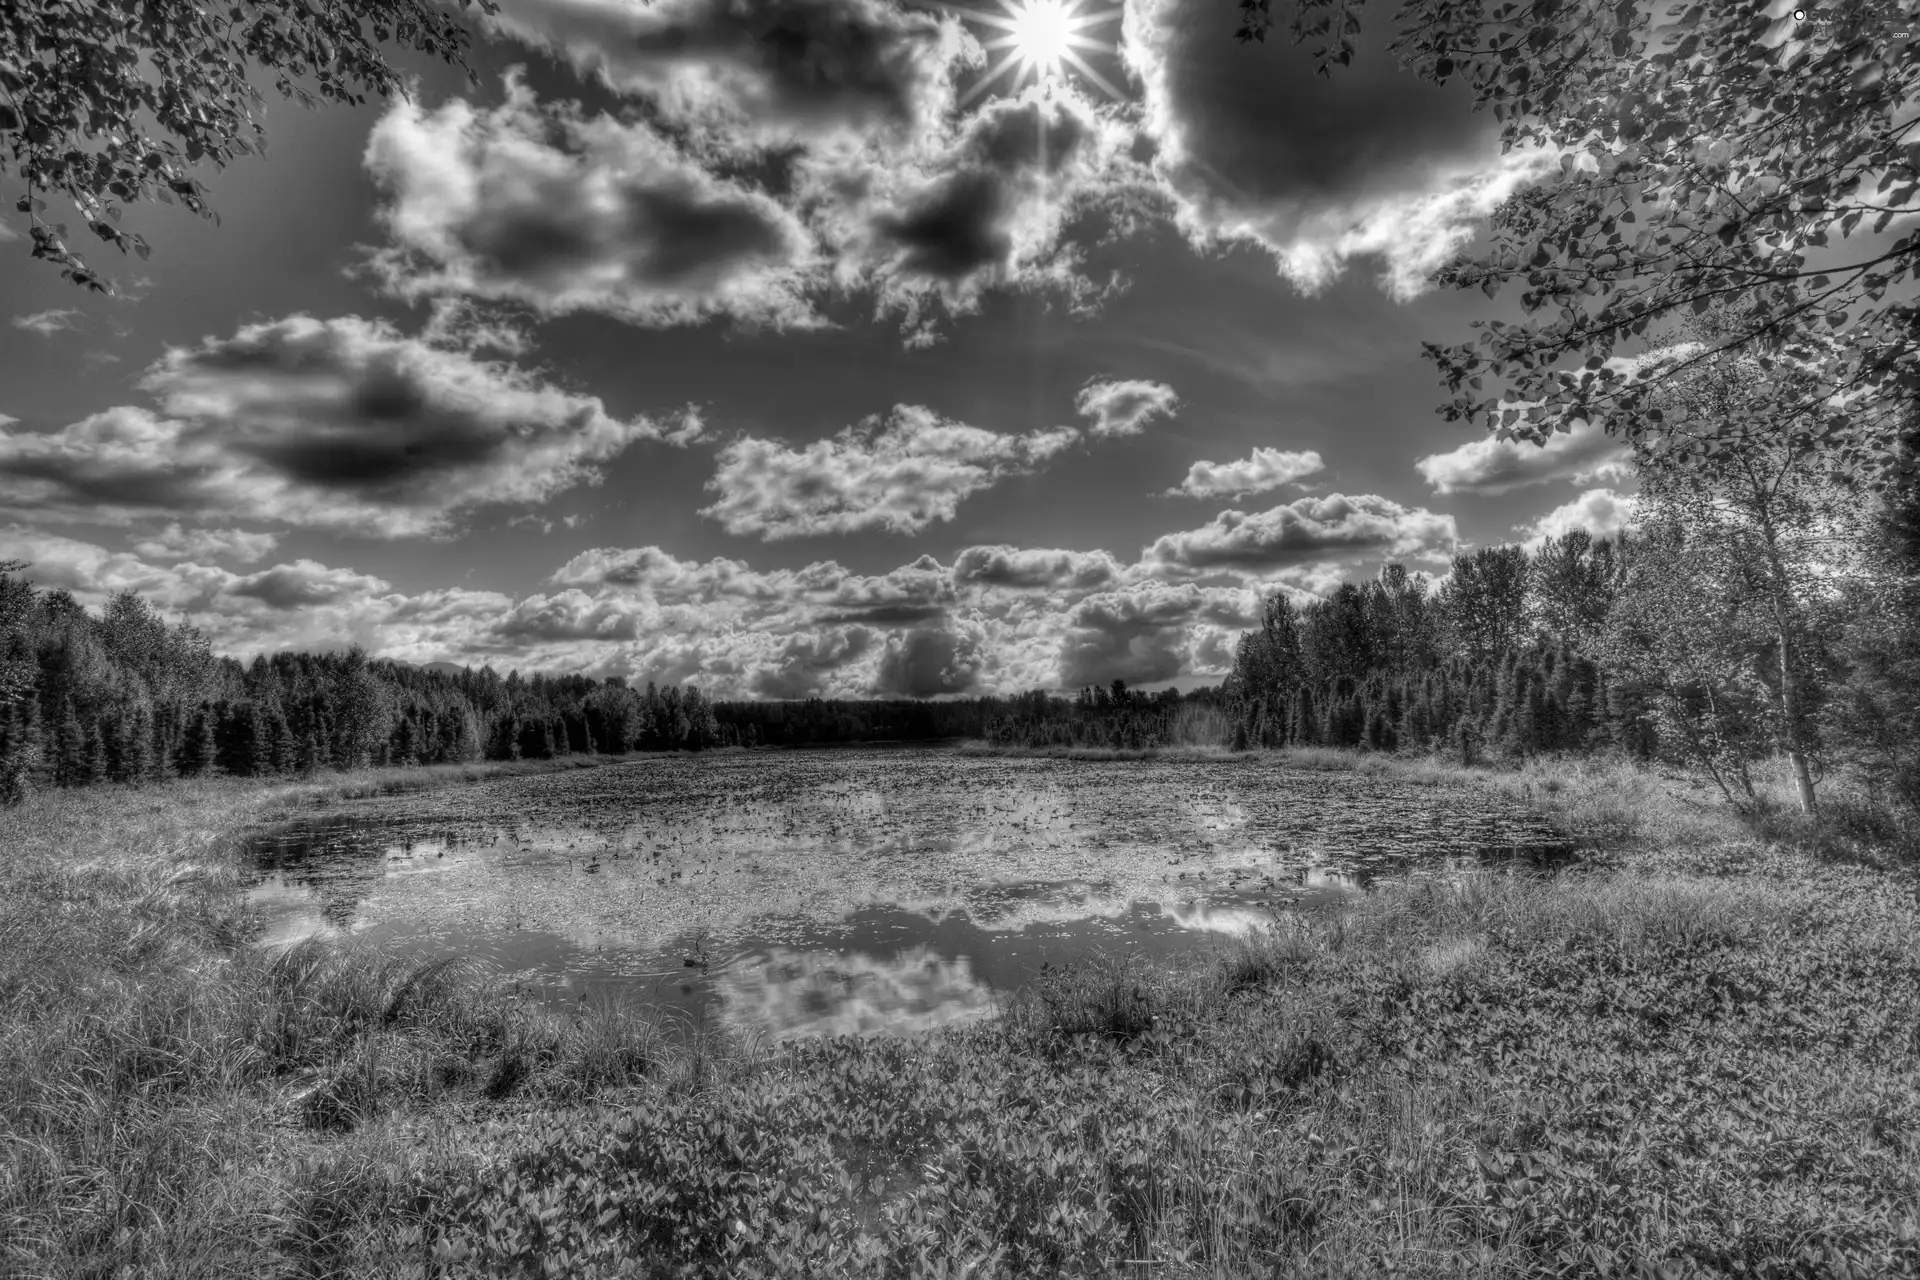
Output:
[944, 0, 1127, 107]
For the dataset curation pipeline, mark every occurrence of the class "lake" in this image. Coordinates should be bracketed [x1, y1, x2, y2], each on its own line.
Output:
[242, 746, 1574, 1042]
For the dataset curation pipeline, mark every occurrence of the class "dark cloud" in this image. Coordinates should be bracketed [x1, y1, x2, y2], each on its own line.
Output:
[1057, 584, 1204, 688]
[873, 170, 1014, 283]
[873, 623, 984, 697]
[0, 316, 683, 538]
[750, 628, 875, 698]
[1124, 0, 1554, 298]
[363, 74, 821, 330]
[482, 0, 965, 142]
[228, 561, 393, 611]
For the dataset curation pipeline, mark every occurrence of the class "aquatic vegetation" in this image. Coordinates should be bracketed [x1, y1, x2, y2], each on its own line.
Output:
[3, 751, 1916, 1277]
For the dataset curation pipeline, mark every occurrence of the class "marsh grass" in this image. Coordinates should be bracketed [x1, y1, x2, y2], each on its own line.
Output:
[5, 752, 1919, 1276]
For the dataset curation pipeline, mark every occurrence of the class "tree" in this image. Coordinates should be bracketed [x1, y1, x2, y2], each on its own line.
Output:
[1628, 335, 1858, 813]
[1439, 546, 1532, 664]
[1233, 0, 1918, 487]
[175, 705, 219, 778]
[1530, 530, 1626, 648]
[1, 0, 503, 292]
[1233, 591, 1305, 706]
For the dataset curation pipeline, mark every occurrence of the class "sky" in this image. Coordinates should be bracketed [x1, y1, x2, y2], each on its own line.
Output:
[0, 0, 1644, 699]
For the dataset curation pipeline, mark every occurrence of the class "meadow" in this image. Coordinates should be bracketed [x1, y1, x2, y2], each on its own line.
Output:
[2, 747, 1917, 1278]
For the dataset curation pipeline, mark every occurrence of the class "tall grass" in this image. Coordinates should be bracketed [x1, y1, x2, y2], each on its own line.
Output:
[4, 750, 1918, 1276]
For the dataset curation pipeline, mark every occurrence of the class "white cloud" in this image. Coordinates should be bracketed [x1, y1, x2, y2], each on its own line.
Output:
[1166, 447, 1323, 499]
[950, 545, 1125, 593]
[1514, 489, 1639, 549]
[700, 404, 1079, 539]
[1416, 416, 1633, 495]
[11, 309, 82, 337]
[1074, 378, 1180, 438]
[129, 524, 280, 564]
[1142, 494, 1457, 577]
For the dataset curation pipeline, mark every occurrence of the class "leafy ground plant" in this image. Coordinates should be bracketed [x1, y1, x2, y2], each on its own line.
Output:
[3, 752, 1918, 1277]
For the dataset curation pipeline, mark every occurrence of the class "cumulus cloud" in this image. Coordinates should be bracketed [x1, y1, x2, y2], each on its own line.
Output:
[700, 404, 1078, 539]
[477, 0, 969, 145]
[1121, 0, 1556, 301]
[1074, 378, 1179, 439]
[1058, 581, 1258, 687]
[874, 620, 988, 697]
[11, 309, 81, 337]
[1416, 417, 1633, 496]
[362, 71, 824, 331]
[1166, 447, 1323, 499]
[362, 35, 1149, 347]
[0, 314, 691, 538]
[488, 588, 644, 641]
[1143, 494, 1457, 577]
[950, 545, 1124, 593]
[228, 561, 395, 610]
[1514, 489, 1639, 549]
[129, 524, 280, 564]
[802, 83, 1151, 345]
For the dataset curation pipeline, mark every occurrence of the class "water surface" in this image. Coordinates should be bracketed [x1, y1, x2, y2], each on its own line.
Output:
[244, 747, 1573, 1040]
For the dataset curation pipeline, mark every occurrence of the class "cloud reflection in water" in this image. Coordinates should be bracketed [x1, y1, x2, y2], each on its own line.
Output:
[715, 945, 997, 1040]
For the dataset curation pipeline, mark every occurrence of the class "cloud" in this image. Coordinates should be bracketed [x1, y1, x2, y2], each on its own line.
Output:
[802, 83, 1152, 346]
[1514, 489, 1639, 549]
[363, 44, 1150, 347]
[362, 71, 825, 331]
[228, 561, 395, 610]
[477, 0, 969, 145]
[129, 524, 279, 564]
[1074, 378, 1179, 439]
[1166, 447, 1323, 499]
[1058, 581, 1258, 687]
[11, 309, 82, 337]
[951, 545, 1124, 593]
[700, 404, 1079, 539]
[1121, 0, 1556, 301]
[0, 313, 691, 538]
[488, 589, 644, 641]
[1142, 494, 1457, 577]
[873, 620, 987, 697]
[1416, 417, 1633, 495]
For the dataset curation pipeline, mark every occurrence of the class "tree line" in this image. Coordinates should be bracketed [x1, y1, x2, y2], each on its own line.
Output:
[0, 573, 1222, 804]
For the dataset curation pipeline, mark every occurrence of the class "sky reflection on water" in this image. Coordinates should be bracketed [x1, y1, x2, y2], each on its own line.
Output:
[243, 748, 1572, 1040]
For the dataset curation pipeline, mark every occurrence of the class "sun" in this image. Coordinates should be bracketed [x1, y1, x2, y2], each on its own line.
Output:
[945, 0, 1126, 106]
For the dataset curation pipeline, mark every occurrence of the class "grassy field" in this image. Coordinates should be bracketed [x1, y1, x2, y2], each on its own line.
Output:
[3, 750, 1917, 1278]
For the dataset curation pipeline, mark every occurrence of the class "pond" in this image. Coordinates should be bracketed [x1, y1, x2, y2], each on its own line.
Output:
[243, 746, 1575, 1042]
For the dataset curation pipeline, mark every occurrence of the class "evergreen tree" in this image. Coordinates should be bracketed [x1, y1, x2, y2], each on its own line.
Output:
[52, 694, 86, 787]
[82, 719, 107, 785]
[176, 707, 220, 778]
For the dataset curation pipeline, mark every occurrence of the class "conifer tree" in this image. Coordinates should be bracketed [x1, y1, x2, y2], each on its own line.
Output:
[52, 694, 86, 787]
